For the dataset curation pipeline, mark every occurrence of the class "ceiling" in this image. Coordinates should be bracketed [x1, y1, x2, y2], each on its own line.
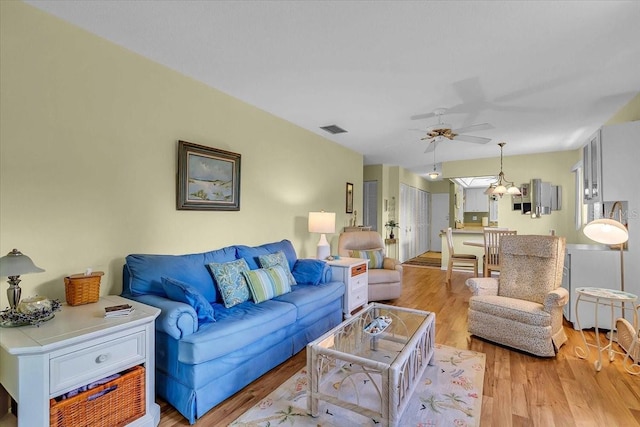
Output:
[25, 1, 640, 177]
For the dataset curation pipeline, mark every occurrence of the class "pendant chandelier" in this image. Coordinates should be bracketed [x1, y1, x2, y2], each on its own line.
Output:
[428, 141, 440, 180]
[485, 142, 521, 197]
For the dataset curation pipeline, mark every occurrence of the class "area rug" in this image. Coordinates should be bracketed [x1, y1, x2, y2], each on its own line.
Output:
[403, 251, 442, 268]
[229, 344, 485, 427]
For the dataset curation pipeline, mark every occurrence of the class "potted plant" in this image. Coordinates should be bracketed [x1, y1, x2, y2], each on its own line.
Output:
[385, 220, 399, 239]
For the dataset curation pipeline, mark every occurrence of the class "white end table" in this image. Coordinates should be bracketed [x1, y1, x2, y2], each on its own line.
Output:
[327, 257, 368, 317]
[0, 295, 161, 426]
[574, 287, 639, 374]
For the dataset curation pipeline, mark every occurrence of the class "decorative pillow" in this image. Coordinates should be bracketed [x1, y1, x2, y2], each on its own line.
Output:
[350, 249, 384, 269]
[291, 259, 326, 285]
[161, 276, 215, 323]
[258, 251, 297, 286]
[208, 259, 251, 308]
[242, 265, 292, 304]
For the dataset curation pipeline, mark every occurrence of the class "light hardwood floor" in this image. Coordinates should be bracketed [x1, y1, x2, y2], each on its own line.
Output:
[158, 266, 640, 426]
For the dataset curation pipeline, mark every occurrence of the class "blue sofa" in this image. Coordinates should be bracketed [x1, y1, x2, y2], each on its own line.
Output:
[121, 240, 345, 424]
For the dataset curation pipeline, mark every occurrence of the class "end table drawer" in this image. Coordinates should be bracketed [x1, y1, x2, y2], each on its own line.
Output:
[349, 286, 368, 310]
[50, 331, 145, 395]
[351, 264, 367, 277]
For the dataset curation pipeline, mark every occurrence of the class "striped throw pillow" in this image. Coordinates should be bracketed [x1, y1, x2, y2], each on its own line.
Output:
[350, 249, 384, 269]
[242, 265, 292, 303]
[258, 250, 297, 286]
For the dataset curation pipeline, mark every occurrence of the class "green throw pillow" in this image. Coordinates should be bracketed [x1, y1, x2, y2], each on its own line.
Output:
[208, 258, 251, 308]
[350, 249, 384, 269]
[242, 265, 292, 303]
[258, 250, 297, 286]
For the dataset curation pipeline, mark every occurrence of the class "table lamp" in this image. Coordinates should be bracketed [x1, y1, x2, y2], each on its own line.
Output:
[0, 248, 45, 309]
[308, 211, 336, 260]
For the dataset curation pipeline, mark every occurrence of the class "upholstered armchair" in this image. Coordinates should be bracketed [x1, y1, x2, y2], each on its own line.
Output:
[338, 231, 402, 301]
[465, 235, 568, 357]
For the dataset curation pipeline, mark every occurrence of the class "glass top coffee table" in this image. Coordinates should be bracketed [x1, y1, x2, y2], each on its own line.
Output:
[306, 303, 435, 427]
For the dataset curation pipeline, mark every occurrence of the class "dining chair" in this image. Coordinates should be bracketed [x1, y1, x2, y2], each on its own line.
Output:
[445, 227, 478, 285]
[483, 229, 517, 277]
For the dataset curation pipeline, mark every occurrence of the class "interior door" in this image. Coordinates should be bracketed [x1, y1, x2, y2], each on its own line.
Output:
[363, 180, 378, 230]
[431, 193, 449, 252]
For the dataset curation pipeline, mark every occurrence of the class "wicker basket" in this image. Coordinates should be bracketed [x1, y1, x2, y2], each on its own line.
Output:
[50, 365, 146, 427]
[64, 271, 104, 306]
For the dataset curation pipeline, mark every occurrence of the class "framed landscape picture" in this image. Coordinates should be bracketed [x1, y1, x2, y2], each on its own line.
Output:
[177, 140, 241, 211]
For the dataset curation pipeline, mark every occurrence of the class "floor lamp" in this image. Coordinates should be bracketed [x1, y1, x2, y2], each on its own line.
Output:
[583, 201, 635, 355]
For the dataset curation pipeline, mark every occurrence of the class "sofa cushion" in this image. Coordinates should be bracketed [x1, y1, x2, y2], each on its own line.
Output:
[208, 259, 251, 308]
[349, 249, 384, 269]
[178, 299, 297, 364]
[161, 276, 215, 324]
[126, 246, 237, 302]
[291, 259, 326, 285]
[243, 265, 292, 303]
[236, 239, 298, 270]
[273, 281, 345, 319]
[258, 251, 296, 285]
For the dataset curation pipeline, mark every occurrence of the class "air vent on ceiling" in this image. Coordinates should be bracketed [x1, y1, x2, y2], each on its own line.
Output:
[320, 124, 347, 134]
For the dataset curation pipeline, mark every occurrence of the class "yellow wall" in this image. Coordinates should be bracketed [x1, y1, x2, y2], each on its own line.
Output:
[606, 93, 640, 125]
[444, 150, 581, 240]
[0, 2, 362, 306]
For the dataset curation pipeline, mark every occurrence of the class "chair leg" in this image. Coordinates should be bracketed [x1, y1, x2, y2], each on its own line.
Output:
[483, 263, 488, 278]
[474, 260, 478, 278]
[446, 259, 453, 284]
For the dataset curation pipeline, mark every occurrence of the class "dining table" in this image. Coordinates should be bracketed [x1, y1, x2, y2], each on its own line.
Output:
[463, 239, 484, 247]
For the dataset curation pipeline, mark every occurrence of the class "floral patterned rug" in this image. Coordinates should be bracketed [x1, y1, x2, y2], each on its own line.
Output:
[230, 344, 485, 427]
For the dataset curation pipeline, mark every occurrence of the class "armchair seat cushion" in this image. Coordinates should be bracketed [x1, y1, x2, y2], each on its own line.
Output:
[469, 295, 551, 327]
[368, 268, 401, 285]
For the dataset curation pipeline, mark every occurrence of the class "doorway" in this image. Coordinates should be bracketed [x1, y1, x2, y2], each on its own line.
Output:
[431, 193, 449, 252]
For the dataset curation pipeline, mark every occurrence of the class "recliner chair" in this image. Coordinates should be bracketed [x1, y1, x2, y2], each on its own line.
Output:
[465, 234, 568, 357]
[338, 231, 402, 301]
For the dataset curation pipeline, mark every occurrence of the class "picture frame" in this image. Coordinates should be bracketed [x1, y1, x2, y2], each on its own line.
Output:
[345, 182, 354, 213]
[177, 140, 241, 211]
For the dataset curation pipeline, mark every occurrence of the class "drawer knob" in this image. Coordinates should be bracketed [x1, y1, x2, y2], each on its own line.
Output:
[96, 354, 110, 363]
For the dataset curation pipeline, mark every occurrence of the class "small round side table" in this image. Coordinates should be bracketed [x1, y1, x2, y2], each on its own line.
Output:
[574, 287, 639, 374]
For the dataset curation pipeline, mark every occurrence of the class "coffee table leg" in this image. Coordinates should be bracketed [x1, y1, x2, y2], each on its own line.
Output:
[307, 349, 319, 417]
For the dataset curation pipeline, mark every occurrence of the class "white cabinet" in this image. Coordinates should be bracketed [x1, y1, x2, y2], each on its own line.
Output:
[0, 296, 160, 426]
[464, 188, 489, 212]
[582, 130, 602, 204]
[328, 257, 368, 317]
[562, 245, 623, 330]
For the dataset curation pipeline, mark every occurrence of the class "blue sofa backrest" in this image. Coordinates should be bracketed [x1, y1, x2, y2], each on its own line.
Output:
[123, 240, 299, 303]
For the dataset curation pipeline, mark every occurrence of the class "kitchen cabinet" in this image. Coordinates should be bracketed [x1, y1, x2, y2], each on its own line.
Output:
[464, 188, 489, 212]
[582, 130, 602, 204]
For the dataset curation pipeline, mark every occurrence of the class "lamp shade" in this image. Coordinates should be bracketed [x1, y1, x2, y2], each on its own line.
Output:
[0, 249, 45, 277]
[583, 218, 629, 245]
[308, 212, 336, 234]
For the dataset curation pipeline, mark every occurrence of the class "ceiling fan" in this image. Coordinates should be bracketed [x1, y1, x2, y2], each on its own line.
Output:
[410, 108, 494, 152]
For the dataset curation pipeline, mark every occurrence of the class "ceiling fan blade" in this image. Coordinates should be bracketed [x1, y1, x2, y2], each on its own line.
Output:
[452, 123, 494, 134]
[410, 112, 436, 120]
[453, 134, 492, 144]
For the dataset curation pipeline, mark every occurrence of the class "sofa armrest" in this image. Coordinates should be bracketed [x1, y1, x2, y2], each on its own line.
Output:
[465, 277, 499, 296]
[383, 257, 402, 272]
[544, 287, 569, 311]
[125, 294, 198, 340]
